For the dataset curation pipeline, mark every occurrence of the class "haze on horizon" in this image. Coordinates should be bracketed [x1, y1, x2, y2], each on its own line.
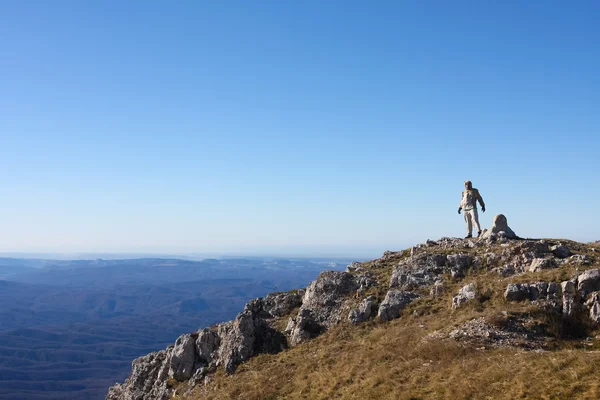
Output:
[1, 1, 598, 257]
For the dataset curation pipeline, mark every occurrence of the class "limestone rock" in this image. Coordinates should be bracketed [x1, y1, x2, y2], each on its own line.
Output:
[106, 348, 173, 400]
[577, 269, 600, 296]
[289, 271, 358, 345]
[504, 282, 561, 302]
[585, 292, 600, 324]
[389, 253, 446, 289]
[348, 295, 377, 324]
[550, 244, 572, 259]
[196, 328, 220, 364]
[446, 254, 474, 279]
[561, 280, 579, 318]
[528, 258, 557, 272]
[480, 214, 518, 240]
[378, 289, 419, 321]
[452, 283, 478, 309]
[170, 334, 197, 381]
[430, 280, 444, 297]
[261, 291, 304, 317]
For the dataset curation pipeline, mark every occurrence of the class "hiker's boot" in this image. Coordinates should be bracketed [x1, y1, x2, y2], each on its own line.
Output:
[477, 230, 482, 238]
[465, 234, 473, 239]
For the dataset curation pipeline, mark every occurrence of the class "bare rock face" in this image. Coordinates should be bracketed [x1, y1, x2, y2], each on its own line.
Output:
[196, 328, 220, 364]
[389, 253, 446, 289]
[288, 271, 358, 345]
[585, 292, 600, 323]
[170, 334, 198, 381]
[106, 348, 173, 400]
[378, 289, 419, 321]
[504, 282, 561, 302]
[217, 298, 289, 374]
[480, 214, 518, 240]
[447, 254, 474, 279]
[348, 295, 377, 325]
[452, 283, 478, 309]
[577, 269, 600, 297]
[528, 257, 557, 272]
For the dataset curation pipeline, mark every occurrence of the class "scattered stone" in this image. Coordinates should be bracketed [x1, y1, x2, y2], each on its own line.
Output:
[570, 254, 592, 265]
[448, 317, 546, 348]
[452, 283, 478, 309]
[378, 289, 419, 321]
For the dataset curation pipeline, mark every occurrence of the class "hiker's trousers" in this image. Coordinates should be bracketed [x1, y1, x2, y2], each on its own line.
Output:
[464, 209, 481, 235]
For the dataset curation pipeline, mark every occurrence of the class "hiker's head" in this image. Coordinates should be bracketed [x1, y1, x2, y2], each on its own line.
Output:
[464, 180, 472, 190]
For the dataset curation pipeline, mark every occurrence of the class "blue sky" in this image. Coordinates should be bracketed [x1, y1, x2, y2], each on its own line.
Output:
[0, 1, 598, 257]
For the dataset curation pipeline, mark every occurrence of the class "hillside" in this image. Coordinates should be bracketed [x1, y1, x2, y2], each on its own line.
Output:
[107, 228, 600, 399]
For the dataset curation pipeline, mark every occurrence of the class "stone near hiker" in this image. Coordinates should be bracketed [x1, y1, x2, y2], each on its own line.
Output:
[458, 180, 485, 238]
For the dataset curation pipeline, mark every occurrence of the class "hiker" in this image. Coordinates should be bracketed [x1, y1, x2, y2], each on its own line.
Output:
[458, 180, 485, 238]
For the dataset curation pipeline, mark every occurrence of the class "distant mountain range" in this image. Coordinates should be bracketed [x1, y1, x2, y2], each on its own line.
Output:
[0, 256, 353, 400]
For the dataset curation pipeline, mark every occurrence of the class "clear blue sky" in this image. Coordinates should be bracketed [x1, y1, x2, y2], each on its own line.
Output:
[0, 1, 598, 257]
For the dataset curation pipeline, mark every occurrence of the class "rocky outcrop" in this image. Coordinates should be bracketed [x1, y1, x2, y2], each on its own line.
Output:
[452, 283, 478, 309]
[348, 295, 377, 324]
[378, 289, 419, 321]
[170, 334, 197, 381]
[288, 271, 358, 345]
[528, 257, 557, 272]
[504, 282, 561, 302]
[106, 348, 173, 400]
[504, 269, 600, 323]
[389, 253, 446, 289]
[107, 239, 600, 400]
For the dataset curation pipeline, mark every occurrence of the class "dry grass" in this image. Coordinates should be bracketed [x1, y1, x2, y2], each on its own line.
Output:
[186, 314, 600, 400]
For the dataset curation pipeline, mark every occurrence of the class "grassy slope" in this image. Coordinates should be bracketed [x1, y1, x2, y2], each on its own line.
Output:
[183, 240, 600, 400]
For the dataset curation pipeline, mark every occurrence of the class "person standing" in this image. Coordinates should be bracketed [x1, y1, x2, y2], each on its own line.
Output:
[458, 180, 485, 238]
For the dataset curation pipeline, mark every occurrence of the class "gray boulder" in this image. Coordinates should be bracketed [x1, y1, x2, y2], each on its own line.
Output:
[561, 280, 579, 318]
[289, 271, 358, 345]
[528, 258, 557, 272]
[585, 292, 600, 324]
[452, 283, 478, 309]
[504, 282, 561, 302]
[196, 328, 220, 364]
[348, 295, 377, 325]
[577, 269, 600, 296]
[377, 289, 419, 321]
[447, 254, 473, 279]
[550, 244, 572, 259]
[169, 334, 197, 381]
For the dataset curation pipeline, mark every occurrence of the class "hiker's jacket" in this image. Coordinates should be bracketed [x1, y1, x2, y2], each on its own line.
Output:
[459, 189, 485, 211]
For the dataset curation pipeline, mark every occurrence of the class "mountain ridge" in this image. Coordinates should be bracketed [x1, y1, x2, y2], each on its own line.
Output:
[106, 234, 600, 399]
